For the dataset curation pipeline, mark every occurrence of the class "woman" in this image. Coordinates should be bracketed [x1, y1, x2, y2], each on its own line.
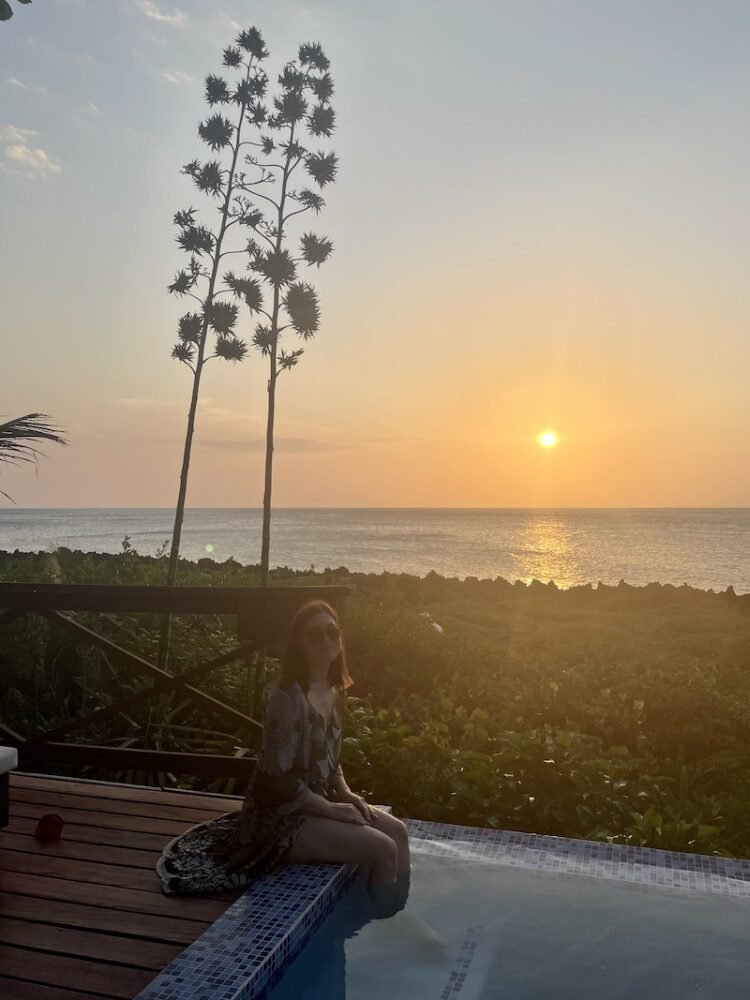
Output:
[157, 599, 411, 919]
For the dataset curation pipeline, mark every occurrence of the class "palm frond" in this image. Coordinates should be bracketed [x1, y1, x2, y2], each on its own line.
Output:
[0, 413, 67, 467]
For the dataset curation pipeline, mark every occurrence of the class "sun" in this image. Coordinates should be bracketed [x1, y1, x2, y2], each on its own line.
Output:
[537, 430, 559, 448]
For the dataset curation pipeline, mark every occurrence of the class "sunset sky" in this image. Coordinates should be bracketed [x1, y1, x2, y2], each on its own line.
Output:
[2, 0, 749, 508]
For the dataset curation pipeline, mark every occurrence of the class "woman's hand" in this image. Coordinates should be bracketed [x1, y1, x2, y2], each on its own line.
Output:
[336, 790, 377, 824]
[326, 801, 370, 825]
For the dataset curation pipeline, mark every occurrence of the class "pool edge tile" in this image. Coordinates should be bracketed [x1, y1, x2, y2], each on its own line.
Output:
[135, 861, 357, 1000]
[405, 819, 750, 899]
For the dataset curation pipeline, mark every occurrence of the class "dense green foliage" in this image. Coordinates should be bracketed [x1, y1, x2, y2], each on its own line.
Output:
[1, 546, 749, 858]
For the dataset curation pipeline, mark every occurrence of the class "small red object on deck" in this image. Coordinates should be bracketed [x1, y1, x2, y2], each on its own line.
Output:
[34, 813, 64, 842]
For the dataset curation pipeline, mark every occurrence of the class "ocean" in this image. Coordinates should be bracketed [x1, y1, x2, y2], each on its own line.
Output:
[1, 507, 749, 593]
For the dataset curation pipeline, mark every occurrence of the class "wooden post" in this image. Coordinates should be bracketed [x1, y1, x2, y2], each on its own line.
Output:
[0, 772, 8, 829]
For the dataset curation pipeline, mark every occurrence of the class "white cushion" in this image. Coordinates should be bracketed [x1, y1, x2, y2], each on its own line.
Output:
[0, 746, 18, 774]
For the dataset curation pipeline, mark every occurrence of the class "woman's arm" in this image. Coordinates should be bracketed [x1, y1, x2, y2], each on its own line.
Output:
[254, 687, 365, 823]
[328, 697, 375, 822]
[331, 765, 364, 804]
[253, 687, 317, 814]
[330, 765, 350, 799]
[331, 768, 376, 822]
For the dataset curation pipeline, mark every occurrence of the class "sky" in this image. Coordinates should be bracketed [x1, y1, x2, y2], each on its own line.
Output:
[1, 0, 749, 508]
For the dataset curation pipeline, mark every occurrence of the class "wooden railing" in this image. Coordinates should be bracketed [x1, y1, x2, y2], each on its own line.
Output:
[0, 582, 350, 784]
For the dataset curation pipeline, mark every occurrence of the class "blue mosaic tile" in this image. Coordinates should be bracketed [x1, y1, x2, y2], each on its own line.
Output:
[440, 925, 482, 999]
[138, 816, 750, 1000]
[136, 862, 357, 1000]
[405, 819, 750, 899]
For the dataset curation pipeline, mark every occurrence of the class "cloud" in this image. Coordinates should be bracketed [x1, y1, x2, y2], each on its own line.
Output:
[116, 397, 177, 409]
[7, 77, 48, 94]
[198, 434, 418, 453]
[197, 404, 261, 425]
[135, 1, 186, 25]
[199, 437, 353, 454]
[0, 124, 60, 176]
[0, 124, 38, 142]
[6, 145, 61, 174]
[162, 68, 193, 85]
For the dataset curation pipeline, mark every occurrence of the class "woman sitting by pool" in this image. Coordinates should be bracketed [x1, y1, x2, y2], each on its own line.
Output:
[157, 599, 411, 919]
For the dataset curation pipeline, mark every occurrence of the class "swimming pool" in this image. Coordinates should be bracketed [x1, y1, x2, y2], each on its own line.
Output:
[137, 819, 750, 1000]
[267, 824, 750, 1000]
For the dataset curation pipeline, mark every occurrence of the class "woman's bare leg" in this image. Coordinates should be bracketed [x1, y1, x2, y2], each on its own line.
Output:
[368, 808, 410, 873]
[284, 816, 398, 885]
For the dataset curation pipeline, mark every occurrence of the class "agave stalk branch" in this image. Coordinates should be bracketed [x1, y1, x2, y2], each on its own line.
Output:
[158, 58, 256, 670]
[259, 96, 305, 585]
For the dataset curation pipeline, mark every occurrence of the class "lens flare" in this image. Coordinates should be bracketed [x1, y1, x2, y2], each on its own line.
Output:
[205, 543, 214, 553]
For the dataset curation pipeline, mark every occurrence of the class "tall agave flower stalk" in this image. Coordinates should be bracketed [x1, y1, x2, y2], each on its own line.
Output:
[232, 41, 337, 585]
[158, 28, 270, 670]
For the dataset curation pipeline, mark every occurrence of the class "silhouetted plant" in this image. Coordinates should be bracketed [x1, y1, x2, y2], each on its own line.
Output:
[0, 0, 31, 22]
[159, 27, 269, 668]
[229, 38, 338, 584]
[0, 413, 66, 502]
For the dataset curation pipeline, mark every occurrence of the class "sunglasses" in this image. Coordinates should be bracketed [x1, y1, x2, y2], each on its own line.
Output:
[304, 623, 342, 643]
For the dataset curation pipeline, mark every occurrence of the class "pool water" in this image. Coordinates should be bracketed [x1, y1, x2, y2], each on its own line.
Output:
[267, 852, 750, 999]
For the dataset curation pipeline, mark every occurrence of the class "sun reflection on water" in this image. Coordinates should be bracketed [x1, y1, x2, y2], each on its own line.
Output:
[513, 514, 578, 589]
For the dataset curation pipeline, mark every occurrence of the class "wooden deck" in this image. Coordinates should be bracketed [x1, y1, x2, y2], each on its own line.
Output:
[1, 772, 246, 1000]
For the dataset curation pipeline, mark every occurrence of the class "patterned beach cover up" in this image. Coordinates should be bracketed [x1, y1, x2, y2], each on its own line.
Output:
[156, 679, 344, 896]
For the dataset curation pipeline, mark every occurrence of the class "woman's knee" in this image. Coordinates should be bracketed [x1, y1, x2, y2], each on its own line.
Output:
[362, 827, 398, 868]
[373, 810, 409, 848]
[390, 815, 409, 847]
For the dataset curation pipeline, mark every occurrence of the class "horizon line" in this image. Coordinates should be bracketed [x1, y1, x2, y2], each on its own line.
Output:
[2, 506, 749, 512]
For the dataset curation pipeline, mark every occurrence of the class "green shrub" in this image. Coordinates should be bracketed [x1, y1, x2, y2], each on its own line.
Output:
[1, 548, 749, 857]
